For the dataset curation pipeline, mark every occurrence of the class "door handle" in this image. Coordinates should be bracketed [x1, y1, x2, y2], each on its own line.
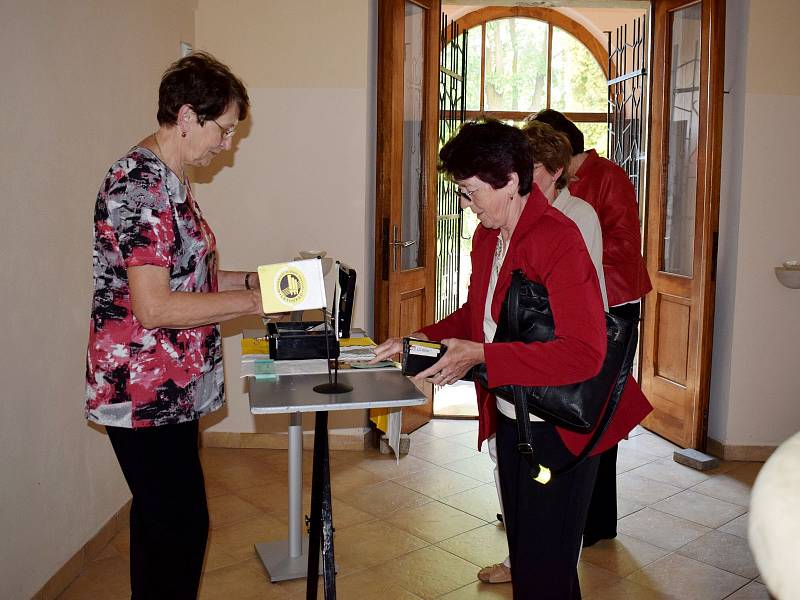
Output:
[391, 225, 417, 271]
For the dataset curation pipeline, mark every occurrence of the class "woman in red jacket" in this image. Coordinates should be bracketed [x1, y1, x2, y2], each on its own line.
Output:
[372, 120, 650, 599]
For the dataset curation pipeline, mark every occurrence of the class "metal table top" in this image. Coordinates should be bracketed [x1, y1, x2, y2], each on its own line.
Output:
[248, 370, 426, 414]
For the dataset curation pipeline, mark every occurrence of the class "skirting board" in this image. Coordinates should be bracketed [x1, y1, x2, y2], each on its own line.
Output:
[32, 500, 131, 600]
[707, 437, 776, 462]
[201, 427, 373, 452]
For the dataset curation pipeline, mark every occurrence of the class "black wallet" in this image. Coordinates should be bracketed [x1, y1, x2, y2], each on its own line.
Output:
[401, 337, 447, 376]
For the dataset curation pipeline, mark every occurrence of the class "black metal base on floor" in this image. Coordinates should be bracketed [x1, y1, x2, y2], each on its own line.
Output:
[306, 411, 336, 599]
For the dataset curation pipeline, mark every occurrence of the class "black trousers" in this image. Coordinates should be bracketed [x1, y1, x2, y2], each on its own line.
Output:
[582, 302, 641, 544]
[107, 420, 209, 600]
[496, 413, 600, 600]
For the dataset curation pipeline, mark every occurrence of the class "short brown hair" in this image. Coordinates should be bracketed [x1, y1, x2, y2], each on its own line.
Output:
[157, 51, 250, 126]
[521, 121, 573, 190]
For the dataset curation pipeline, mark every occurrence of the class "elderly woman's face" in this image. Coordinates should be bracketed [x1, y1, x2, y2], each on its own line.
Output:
[184, 103, 239, 167]
[456, 175, 515, 230]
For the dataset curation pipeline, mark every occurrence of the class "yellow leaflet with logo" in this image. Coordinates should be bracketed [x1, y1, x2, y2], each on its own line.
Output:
[257, 259, 327, 314]
[339, 337, 376, 347]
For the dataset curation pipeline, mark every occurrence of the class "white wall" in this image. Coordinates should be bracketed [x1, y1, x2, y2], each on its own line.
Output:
[192, 0, 377, 435]
[0, 1, 196, 597]
[709, 0, 800, 447]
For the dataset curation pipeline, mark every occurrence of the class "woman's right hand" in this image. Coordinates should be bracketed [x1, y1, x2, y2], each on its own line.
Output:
[369, 337, 403, 363]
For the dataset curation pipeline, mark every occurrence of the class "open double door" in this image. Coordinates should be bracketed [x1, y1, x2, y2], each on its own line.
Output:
[374, 0, 727, 448]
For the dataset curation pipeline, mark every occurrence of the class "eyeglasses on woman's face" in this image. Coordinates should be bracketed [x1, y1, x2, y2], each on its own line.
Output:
[210, 118, 237, 140]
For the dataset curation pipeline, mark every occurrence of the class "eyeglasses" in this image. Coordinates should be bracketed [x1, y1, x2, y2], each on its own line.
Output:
[455, 187, 478, 202]
[211, 119, 237, 140]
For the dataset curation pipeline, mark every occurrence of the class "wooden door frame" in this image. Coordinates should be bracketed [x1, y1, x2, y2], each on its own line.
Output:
[641, 0, 725, 449]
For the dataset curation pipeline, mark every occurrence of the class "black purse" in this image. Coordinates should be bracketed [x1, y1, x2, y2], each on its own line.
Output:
[473, 270, 638, 483]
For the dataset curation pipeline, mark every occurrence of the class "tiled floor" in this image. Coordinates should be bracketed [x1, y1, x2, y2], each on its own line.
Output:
[59, 421, 770, 599]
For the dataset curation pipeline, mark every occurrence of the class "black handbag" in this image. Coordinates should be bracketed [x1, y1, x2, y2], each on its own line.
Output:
[473, 270, 638, 483]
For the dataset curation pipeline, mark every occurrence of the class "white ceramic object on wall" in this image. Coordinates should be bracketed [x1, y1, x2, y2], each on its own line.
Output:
[774, 266, 800, 289]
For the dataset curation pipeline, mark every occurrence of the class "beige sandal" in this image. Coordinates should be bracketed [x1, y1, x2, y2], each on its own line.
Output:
[477, 562, 512, 583]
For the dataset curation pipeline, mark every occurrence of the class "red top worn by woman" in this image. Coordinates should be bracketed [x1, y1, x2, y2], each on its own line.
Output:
[420, 186, 652, 455]
[569, 149, 652, 307]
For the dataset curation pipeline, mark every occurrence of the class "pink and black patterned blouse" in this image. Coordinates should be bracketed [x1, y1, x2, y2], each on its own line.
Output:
[85, 147, 224, 428]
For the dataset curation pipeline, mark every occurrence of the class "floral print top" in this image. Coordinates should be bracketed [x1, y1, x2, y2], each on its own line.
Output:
[85, 147, 224, 428]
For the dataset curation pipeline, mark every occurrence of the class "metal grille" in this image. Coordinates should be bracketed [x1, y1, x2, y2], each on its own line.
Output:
[607, 14, 648, 200]
[436, 14, 467, 321]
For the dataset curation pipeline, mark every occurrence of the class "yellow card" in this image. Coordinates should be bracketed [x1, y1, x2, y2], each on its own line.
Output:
[339, 337, 376, 347]
[241, 338, 269, 355]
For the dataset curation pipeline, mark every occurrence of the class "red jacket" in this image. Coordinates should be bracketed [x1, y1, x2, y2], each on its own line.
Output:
[569, 150, 652, 306]
[420, 187, 652, 455]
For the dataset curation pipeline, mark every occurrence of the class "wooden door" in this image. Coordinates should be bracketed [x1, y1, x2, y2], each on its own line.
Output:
[374, 0, 440, 431]
[640, 0, 725, 449]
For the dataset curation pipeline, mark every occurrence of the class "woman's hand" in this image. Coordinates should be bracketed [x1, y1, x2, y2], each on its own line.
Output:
[414, 338, 484, 386]
[369, 337, 404, 363]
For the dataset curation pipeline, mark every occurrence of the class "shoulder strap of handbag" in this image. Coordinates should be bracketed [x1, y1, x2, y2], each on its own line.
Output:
[510, 270, 634, 485]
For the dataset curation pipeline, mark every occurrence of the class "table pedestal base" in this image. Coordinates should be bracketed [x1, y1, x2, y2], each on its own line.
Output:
[256, 537, 311, 582]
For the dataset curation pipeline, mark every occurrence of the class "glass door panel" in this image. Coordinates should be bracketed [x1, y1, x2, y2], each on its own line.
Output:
[400, 1, 426, 271]
[662, 3, 701, 276]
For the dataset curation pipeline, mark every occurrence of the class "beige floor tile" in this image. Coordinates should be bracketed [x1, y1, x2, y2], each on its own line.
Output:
[337, 479, 434, 518]
[628, 458, 710, 489]
[292, 565, 422, 599]
[617, 495, 647, 519]
[620, 432, 681, 458]
[329, 463, 389, 495]
[618, 507, 711, 551]
[583, 577, 682, 600]
[577, 561, 622, 597]
[109, 528, 130, 559]
[436, 522, 509, 567]
[386, 500, 486, 544]
[394, 464, 484, 499]
[207, 493, 264, 529]
[616, 472, 683, 505]
[440, 483, 502, 522]
[726, 461, 763, 484]
[444, 429, 485, 451]
[442, 452, 496, 484]
[677, 530, 760, 579]
[57, 555, 130, 600]
[691, 472, 752, 507]
[627, 553, 748, 600]
[331, 520, 428, 571]
[373, 545, 479, 599]
[205, 478, 232, 499]
[438, 580, 513, 599]
[196, 560, 276, 600]
[725, 580, 772, 599]
[409, 429, 437, 447]
[203, 460, 280, 492]
[351, 452, 433, 480]
[616, 445, 660, 474]
[210, 514, 291, 561]
[255, 450, 315, 479]
[417, 418, 478, 439]
[408, 437, 482, 465]
[718, 513, 749, 538]
[580, 533, 669, 577]
[203, 530, 242, 573]
[651, 489, 747, 528]
[234, 480, 312, 517]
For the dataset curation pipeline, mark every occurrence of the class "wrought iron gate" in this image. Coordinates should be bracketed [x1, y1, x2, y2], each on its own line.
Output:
[607, 14, 648, 200]
[436, 14, 467, 321]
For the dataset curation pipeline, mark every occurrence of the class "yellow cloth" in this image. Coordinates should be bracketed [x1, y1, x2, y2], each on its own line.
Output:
[370, 407, 390, 432]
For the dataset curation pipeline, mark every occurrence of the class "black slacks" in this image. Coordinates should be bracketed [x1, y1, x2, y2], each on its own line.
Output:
[496, 413, 600, 600]
[583, 301, 641, 544]
[107, 420, 209, 600]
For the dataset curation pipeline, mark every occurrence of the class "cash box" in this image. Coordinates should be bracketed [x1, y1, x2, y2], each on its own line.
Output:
[267, 321, 340, 360]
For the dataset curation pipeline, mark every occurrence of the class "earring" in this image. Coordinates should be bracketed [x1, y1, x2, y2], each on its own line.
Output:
[181, 131, 187, 138]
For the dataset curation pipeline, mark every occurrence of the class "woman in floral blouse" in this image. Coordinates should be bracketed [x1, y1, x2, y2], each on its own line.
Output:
[86, 52, 264, 598]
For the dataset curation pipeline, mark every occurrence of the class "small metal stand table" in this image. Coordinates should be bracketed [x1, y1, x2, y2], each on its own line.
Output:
[248, 370, 425, 599]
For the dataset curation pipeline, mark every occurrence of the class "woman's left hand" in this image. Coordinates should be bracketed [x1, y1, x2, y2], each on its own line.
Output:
[413, 338, 484, 386]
